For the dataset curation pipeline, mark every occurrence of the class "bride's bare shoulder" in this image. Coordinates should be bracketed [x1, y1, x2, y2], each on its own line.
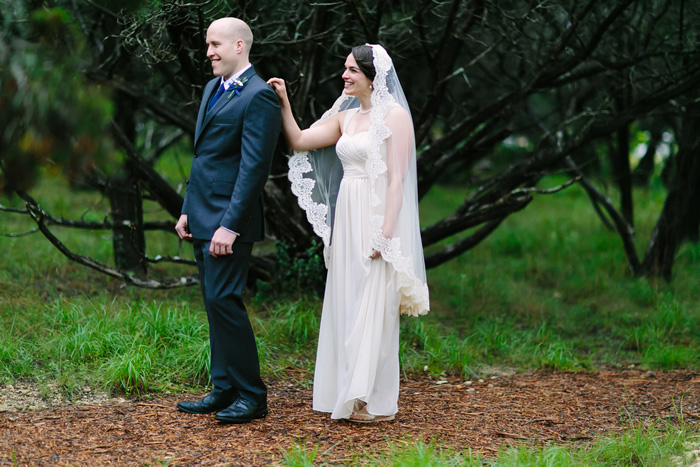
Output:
[332, 109, 352, 124]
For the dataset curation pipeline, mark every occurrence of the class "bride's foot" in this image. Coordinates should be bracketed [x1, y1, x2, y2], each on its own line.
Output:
[348, 406, 395, 423]
[352, 399, 367, 415]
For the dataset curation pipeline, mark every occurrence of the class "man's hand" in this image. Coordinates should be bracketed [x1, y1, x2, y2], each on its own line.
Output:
[175, 214, 193, 241]
[210, 227, 238, 257]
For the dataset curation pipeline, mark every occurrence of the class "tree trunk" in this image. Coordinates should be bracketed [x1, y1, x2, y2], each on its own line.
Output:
[641, 107, 700, 280]
[108, 92, 147, 275]
[610, 124, 634, 228]
[108, 172, 146, 274]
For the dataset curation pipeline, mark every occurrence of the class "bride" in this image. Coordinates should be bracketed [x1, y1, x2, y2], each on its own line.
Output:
[268, 44, 429, 423]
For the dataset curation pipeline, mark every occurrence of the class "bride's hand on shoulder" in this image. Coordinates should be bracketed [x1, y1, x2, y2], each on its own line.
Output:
[267, 78, 287, 100]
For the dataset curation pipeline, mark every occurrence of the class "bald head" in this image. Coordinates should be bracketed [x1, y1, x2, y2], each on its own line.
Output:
[209, 18, 253, 56]
[206, 18, 254, 79]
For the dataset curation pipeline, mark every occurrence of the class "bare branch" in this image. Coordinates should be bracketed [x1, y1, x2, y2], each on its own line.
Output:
[421, 191, 533, 247]
[147, 255, 196, 266]
[510, 176, 581, 196]
[0, 203, 28, 214]
[20, 194, 199, 289]
[0, 229, 38, 238]
[425, 218, 503, 269]
[565, 157, 640, 274]
[1, 202, 175, 232]
[111, 122, 185, 220]
[87, 72, 197, 137]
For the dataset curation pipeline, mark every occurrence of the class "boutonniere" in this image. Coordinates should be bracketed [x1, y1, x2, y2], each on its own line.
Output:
[227, 76, 249, 99]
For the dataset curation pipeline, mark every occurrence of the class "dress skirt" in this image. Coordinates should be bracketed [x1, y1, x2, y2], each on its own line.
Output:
[312, 175, 401, 419]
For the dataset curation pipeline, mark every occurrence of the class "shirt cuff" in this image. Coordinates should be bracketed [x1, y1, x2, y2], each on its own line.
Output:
[220, 226, 240, 236]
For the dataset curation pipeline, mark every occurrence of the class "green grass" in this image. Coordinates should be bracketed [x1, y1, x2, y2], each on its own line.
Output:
[414, 180, 700, 374]
[0, 296, 211, 395]
[277, 420, 698, 466]
[1, 174, 699, 392]
[1, 172, 699, 463]
[493, 417, 695, 466]
[278, 439, 484, 466]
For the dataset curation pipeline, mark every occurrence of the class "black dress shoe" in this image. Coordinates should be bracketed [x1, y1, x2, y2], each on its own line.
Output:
[214, 398, 268, 424]
[177, 392, 235, 414]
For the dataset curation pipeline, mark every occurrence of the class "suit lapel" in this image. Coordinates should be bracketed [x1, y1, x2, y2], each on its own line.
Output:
[196, 66, 258, 146]
[194, 78, 219, 146]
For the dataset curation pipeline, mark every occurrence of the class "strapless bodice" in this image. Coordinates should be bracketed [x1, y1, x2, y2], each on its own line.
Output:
[336, 131, 369, 178]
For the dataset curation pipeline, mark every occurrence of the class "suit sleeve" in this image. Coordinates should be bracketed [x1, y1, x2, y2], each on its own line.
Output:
[219, 85, 282, 233]
[181, 189, 189, 215]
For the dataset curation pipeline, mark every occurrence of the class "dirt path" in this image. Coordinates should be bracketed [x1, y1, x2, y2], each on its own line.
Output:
[1, 370, 698, 466]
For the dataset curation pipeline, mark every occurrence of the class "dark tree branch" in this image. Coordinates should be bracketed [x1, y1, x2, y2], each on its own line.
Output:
[147, 255, 196, 266]
[2, 200, 176, 232]
[0, 203, 28, 214]
[565, 157, 640, 274]
[0, 229, 38, 238]
[110, 122, 185, 220]
[19, 192, 199, 289]
[421, 175, 579, 256]
[425, 218, 503, 269]
[421, 191, 533, 247]
[87, 71, 197, 137]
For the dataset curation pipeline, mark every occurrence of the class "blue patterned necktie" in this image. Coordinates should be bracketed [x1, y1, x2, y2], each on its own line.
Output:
[207, 82, 227, 112]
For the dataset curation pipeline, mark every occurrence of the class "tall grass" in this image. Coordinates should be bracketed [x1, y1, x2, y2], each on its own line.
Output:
[413, 180, 700, 374]
[0, 173, 699, 397]
[0, 296, 210, 395]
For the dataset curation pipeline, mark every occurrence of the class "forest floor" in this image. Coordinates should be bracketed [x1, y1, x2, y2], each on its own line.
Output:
[1, 370, 699, 466]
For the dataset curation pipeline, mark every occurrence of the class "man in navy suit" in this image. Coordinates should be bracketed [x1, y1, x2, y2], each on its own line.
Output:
[175, 17, 281, 424]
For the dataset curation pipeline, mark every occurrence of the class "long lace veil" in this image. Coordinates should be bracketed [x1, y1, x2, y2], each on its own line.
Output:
[288, 44, 429, 317]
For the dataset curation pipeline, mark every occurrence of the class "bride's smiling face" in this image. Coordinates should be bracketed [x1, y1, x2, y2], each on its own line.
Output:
[342, 53, 372, 97]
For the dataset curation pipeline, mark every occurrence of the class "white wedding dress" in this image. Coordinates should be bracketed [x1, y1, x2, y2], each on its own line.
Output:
[312, 108, 401, 419]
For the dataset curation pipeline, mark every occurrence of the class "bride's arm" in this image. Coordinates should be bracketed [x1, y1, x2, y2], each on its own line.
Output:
[267, 78, 342, 151]
[381, 106, 414, 239]
[369, 106, 412, 260]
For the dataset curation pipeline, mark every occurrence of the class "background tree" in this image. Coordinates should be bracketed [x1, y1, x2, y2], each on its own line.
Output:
[2, 0, 700, 288]
[0, 2, 114, 195]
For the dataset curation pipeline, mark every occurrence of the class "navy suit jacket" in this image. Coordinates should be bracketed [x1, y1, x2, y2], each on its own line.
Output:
[182, 66, 281, 242]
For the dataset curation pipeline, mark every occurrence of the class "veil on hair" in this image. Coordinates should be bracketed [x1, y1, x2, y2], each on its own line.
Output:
[288, 44, 429, 317]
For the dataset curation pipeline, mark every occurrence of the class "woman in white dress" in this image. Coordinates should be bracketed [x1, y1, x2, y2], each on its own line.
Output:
[268, 44, 429, 423]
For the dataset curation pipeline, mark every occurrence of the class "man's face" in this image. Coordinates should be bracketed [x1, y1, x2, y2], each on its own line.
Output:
[206, 23, 241, 80]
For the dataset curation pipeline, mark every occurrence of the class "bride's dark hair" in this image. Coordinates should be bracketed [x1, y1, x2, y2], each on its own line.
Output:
[351, 45, 376, 81]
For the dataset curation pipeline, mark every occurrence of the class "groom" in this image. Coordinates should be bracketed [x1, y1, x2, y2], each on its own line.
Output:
[175, 17, 281, 423]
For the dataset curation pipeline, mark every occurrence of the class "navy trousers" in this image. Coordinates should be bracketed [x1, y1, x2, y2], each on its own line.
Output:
[192, 239, 266, 405]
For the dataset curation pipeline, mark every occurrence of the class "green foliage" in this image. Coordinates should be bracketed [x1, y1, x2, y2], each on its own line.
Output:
[494, 445, 576, 466]
[252, 298, 320, 379]
[418, 181, 700, 375]
[279, 439, 483, 466]
[367, 439, 482, 466]
[277, 443, 321, 466]
[1, 170, 700, 464]
[1, 175, 699, 398]
[273, 240, 326, 298]
[0, 1, 115, 195]
[276, 418, 697, 466]
[585, 419, 691, 466]
[34, 298, 211, 395]
[277, 422, 697, 466]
